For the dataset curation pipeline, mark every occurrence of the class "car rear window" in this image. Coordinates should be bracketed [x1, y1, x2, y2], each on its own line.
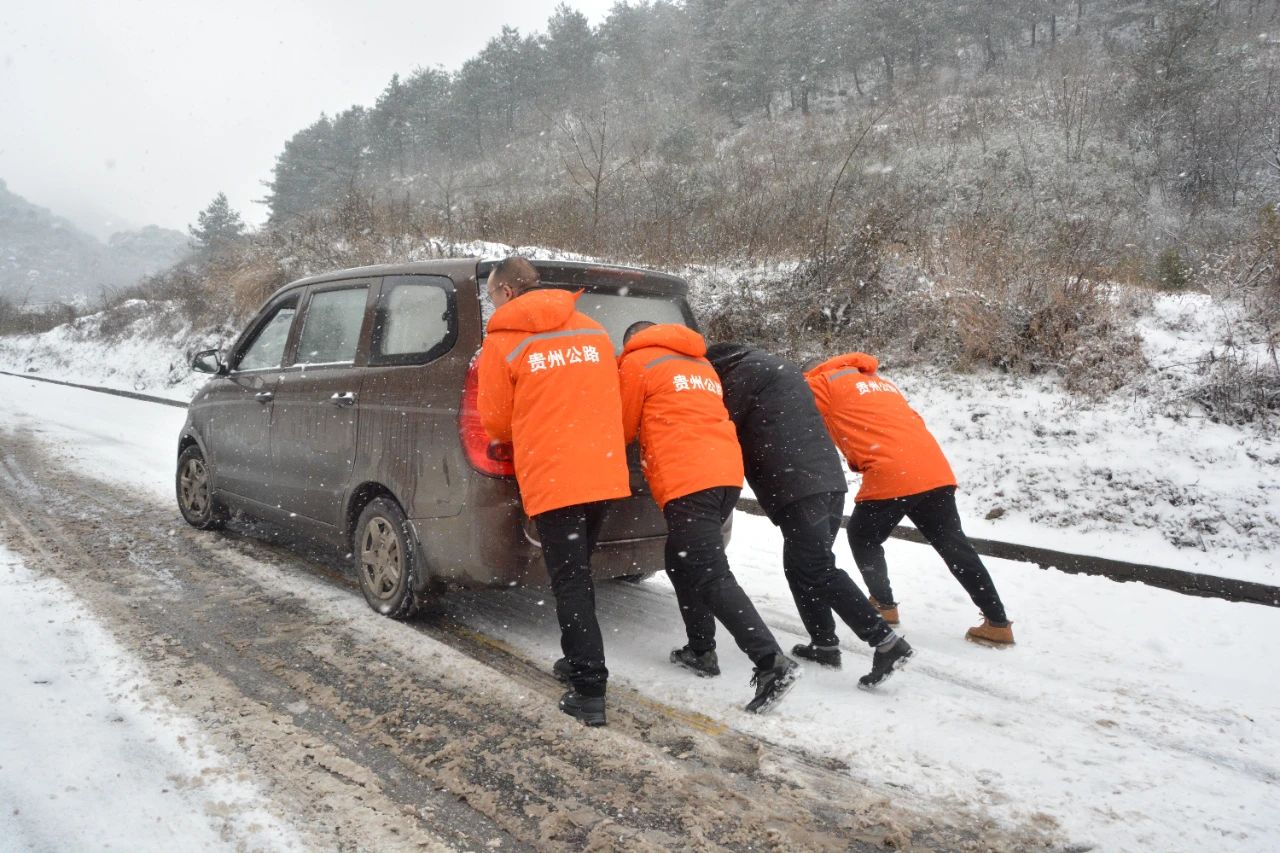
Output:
[370, 276, 456, 366]
[571, 291, 690, 352]
[481, 286, 692, 353]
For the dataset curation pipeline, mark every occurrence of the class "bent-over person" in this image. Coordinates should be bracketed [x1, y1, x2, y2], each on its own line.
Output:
[619, 321, 800, 713]
[804, 352, 1014, 646]
[706, 342, 914, 687]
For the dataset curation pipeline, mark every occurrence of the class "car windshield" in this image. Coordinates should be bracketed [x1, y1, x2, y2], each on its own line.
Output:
[481, 285, 691, 354]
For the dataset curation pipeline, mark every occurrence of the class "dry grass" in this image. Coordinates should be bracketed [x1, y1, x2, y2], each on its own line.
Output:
[702, 203, 1148, 396]
[0, 298, 78, 337]
[1189, 349, 1280, 425]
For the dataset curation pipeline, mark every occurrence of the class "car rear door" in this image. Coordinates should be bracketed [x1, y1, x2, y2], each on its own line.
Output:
[269, 280, 375, 526]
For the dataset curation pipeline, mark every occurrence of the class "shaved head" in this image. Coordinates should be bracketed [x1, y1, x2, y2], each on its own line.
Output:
[486, 256, 540, 308]
[490, 256, 539, 293]
[624, 320, 656, 344]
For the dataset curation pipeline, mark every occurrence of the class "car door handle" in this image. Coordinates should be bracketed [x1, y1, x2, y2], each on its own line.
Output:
[255, 391, 274, 403]
[330, 391, 357, 407]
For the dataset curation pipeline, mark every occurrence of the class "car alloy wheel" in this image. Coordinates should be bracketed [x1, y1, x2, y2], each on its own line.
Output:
[178, 456, 210, 518]
[353, 497, 420, 619]
[360, 516, 403, 601]
[176, 445, 226, 530]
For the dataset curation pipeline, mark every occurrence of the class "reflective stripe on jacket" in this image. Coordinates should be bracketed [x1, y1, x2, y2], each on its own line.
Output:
[804, 352, 956, 502]
[478, 289, 630, 517]
[618, 324, 743, 509]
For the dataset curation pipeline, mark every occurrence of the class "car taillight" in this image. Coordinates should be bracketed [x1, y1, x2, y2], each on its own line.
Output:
[459, 355, 516, 477]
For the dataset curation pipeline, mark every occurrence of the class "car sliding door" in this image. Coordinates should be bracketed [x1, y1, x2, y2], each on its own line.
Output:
[269, 281, 375, 527]
[356, 274, 464, 520]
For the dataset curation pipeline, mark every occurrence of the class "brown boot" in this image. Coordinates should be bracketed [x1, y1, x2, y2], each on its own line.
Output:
[869, 596, 900, 625]
[966, 617, 1015, 647]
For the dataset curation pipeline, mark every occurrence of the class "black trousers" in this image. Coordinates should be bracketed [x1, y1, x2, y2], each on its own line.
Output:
[780, 491, 894, 648]
[664, 487, 781, 666]
[848, 485, 1008, 624]
[534, 501, 610, 697]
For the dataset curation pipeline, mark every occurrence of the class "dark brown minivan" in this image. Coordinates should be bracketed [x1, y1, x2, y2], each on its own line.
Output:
[176, 258, 701, 618]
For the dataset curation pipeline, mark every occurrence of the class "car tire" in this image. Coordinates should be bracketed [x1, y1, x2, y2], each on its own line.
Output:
[353, 497, 420, 620]
[176, 445, 227, 530]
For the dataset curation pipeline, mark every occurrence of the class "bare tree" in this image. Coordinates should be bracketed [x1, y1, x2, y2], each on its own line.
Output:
[1040, 46, 1110, 162]
[556, 107, 642, 251]
[428, 158, 499, 246]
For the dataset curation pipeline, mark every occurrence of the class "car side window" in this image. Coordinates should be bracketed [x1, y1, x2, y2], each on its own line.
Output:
[235, 303, 297, 371]
[370, 276, 456, 366]
[295, 286, 369, 366]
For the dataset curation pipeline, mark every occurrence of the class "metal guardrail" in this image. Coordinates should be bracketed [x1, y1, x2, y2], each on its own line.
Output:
[737, 496, 1279, 608]
[0, 369, 188, 408]
[4, 367, 1277, 609]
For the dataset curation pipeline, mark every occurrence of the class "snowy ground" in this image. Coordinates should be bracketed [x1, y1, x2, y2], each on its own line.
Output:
[0, 375, 299, 851]
[0, 542, 303, 852]
[934, 291, 1279, 581]
[1, 373, 1277, 852]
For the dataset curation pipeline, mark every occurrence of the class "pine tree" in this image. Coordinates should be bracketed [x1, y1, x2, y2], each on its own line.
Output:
[189, 192, 245, 250]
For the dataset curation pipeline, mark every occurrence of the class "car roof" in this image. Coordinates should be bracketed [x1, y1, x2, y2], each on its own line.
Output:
[270, 258, 688, 302]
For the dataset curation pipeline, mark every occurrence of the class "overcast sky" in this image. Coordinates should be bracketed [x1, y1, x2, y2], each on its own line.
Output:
[0, 0, 617, 240]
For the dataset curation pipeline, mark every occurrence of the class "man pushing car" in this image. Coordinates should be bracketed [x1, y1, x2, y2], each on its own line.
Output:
[618, 321, 801, 714]
[805, 352, 1015, 646]
[478, 256, 631, 726]
[705, 342, 913, 687]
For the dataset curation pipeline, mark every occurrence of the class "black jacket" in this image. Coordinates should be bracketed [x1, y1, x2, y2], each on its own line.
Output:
[706, 342, 847, 521]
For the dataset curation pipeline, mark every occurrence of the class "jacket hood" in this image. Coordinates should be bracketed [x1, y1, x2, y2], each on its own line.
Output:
[487, 289, 578, 334]
[705, 341, 751, 371]
[623, 323, 706, 358]
[805, 352, 879, 379]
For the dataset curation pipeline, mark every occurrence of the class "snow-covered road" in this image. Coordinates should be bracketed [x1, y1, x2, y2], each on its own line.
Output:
[0, 545, 307, 852]
[1, 372, 1277, 852]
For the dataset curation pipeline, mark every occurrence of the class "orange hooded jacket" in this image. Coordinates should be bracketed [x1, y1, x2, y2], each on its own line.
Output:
[618, 324, 744, 509]
[477, 289, 630, 517]
[804, 353, 956, 502]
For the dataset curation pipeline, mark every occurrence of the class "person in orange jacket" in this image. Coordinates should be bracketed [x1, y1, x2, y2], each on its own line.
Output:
[620, 321, 800, 713]
[805, 353, 1014, 646]
[478, 257, 632, 725]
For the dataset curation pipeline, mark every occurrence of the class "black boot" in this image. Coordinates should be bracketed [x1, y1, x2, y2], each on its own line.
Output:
[559, 689, 606, 726]
[552, 657, 572, 683]
[791, 642, 842, 669]
[670, 645, 721, 677]
[745, 654, 800, 714]
[858, 637, 914, 689]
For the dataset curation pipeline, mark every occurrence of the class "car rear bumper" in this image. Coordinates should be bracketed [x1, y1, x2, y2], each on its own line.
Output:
[408, 515, 665, 590]
[406, 471, 734, 592]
